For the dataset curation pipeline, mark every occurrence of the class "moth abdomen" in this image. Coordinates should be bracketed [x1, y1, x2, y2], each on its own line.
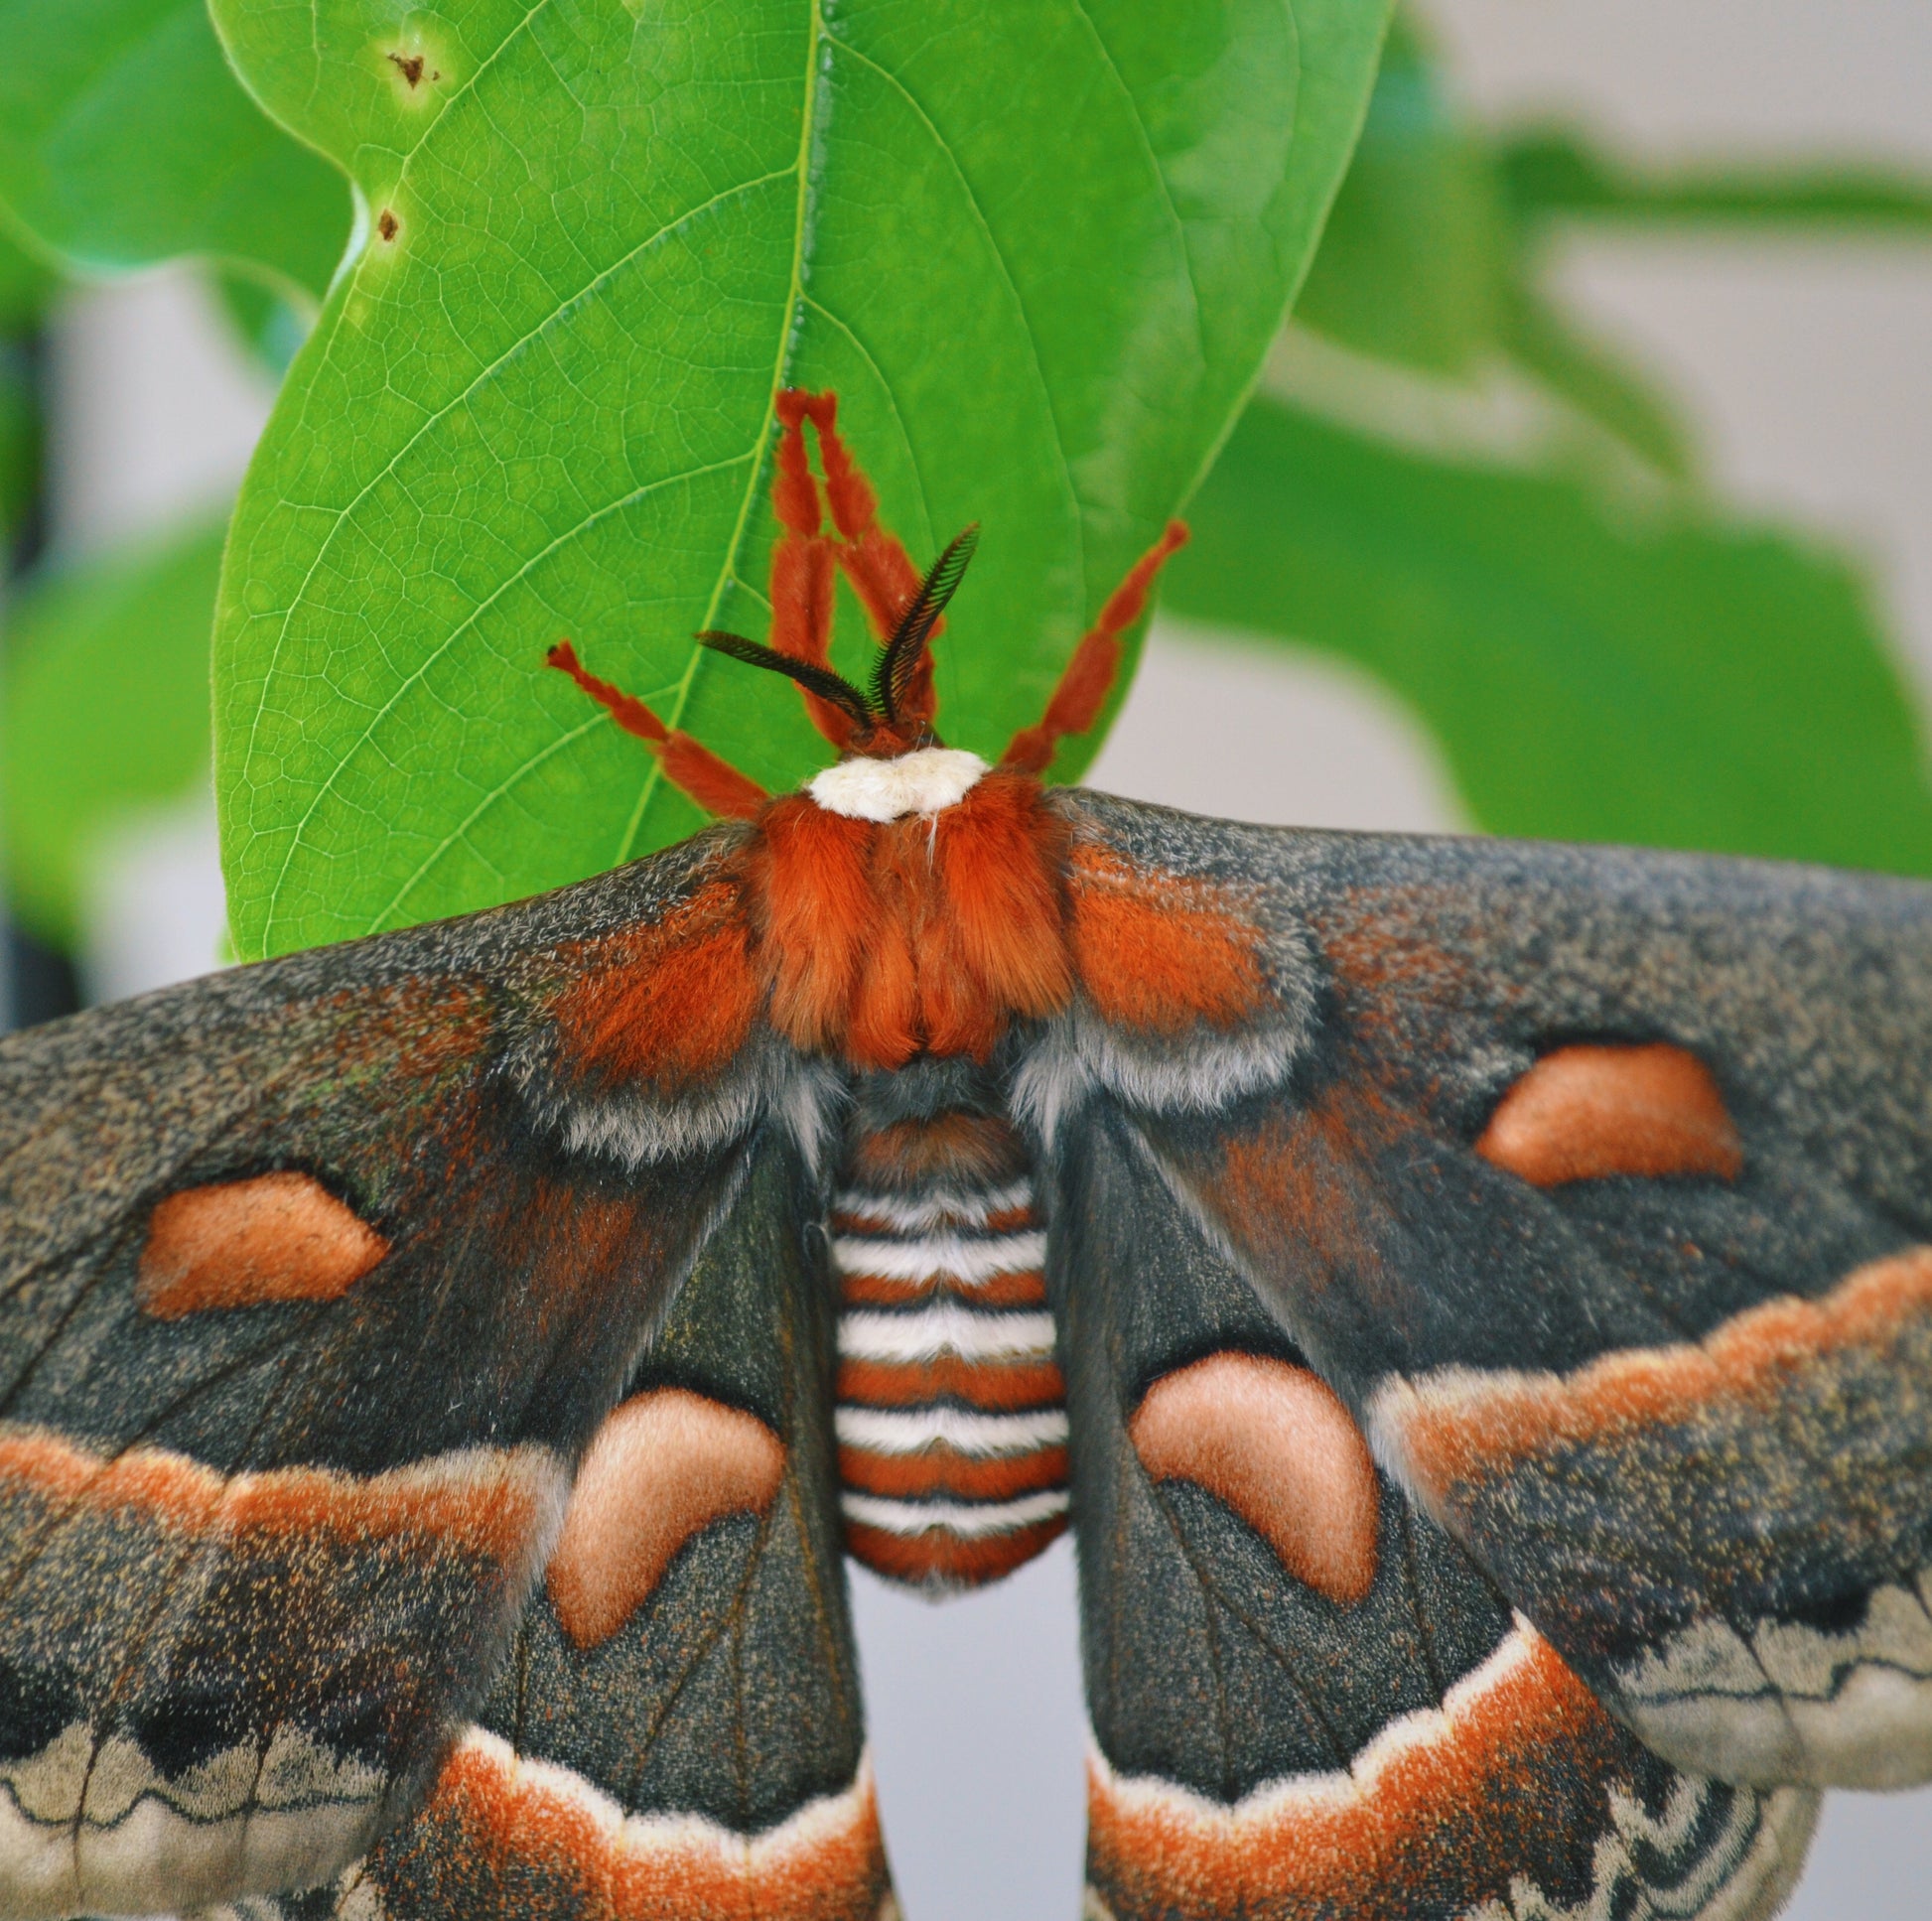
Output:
[830, 1072, 1068, 1590]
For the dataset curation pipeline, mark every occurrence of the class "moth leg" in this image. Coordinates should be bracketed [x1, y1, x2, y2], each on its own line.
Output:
[1001, 521, 1188, 774]
[776, 389, 923, 649]
[546, 639, 769, 821]
[765, 389, 870, 754]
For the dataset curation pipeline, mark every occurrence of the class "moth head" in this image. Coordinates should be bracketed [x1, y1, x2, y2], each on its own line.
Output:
[695, 521, 980, 766]
[546, 387, 1184, 827]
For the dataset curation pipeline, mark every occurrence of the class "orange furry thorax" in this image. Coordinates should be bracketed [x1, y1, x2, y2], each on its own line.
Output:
[544, 386, 1204, 1077]
[552, 775, 1277, 1086]
[742, 770, 1072, 1071]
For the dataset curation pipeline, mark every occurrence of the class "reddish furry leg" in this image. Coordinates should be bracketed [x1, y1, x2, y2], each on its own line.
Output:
[1001, 522, 1189, 776]
[780, 389, 926, 654]
[548, 641, 769, 822]
[770, 392, 863, 750]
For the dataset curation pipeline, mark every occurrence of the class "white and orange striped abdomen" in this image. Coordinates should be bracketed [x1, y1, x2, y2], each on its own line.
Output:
[830, 1109, 1068, 1588]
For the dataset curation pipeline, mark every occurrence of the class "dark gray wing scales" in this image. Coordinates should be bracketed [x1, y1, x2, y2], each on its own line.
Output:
[316, 1125, 895, 1921]
[1051, 1101, 1816, 1921]
[1041, 791, 1932, 1795]
[0, 833, 827, 1918]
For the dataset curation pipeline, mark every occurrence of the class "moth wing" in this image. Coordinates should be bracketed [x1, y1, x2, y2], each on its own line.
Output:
[283, 1123, 894, 1921]
[0, 831, 818, 1917]
[1035, 790, 1932, 1792]
[1052, 1097, 1816, 1921]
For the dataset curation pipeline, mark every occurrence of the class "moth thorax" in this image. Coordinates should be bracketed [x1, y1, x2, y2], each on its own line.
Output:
[807, 747, 989, 823]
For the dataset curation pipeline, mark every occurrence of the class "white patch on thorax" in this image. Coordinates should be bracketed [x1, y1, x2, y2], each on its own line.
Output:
[807, 747, 988, 822]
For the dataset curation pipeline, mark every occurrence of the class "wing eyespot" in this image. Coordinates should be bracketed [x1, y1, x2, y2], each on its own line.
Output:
[1475, 1041, 1742, 1187]
[546, 1389, 785, 1649]
[1128, 1351, 1379, 1606]
[136, 1171, 391, 1319]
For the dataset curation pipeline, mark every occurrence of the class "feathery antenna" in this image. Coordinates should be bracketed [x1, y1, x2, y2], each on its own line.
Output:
[872, 524, 979, 724]
[695, 631, 876, 732]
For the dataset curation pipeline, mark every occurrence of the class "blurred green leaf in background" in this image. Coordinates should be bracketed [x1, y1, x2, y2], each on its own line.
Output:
[1, 519, 223, 951]
[1167, 9, 1932, 876]
[0, 0, 347, 298]
[1173, 397, 1932, 872]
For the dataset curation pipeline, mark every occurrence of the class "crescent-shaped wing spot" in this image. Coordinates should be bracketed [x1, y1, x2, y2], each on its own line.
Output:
[1129, 1352, 1379, 1606]
[137, 1173, 390, 1319]
[1476, 1042, 1742, 1186]
[547, 1390, 785, 1649]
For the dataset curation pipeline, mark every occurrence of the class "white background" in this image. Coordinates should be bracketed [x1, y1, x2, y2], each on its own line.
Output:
[24, 1, 1932, 1912]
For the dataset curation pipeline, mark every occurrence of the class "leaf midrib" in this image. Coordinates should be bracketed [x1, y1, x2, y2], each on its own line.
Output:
[251, 2, 829, 945]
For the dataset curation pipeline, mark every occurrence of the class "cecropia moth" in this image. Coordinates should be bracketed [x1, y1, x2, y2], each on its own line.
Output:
[0, 388, 1927, 1921]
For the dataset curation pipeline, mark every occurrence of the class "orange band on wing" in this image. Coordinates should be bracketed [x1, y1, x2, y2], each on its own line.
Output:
[0, 1423, 562, 1563]
[1386, 1247, 1932, 1494]
[399, 1730, 892, 1921]
[1087, 1624, 1619, 1920]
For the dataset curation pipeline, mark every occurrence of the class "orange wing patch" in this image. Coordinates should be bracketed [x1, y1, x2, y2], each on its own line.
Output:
[1386, 1247, 1932, 1498]
[552, 882, 761, 1095]
[1477, 1042, 1742, 1186]
[1067, 847, 1266, 1034]
[137, 1172, 390, 1319]
[546, 1389, 785, 1650]
[1130, 1353, 1379, 1607]
[394, 1729, 892, 1921]
[0, 1422, 561, 1564]
[1085, 1624, 1629, 1921]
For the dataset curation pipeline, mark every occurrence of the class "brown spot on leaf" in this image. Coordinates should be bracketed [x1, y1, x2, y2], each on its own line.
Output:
[138, 1172, 389, 1318]
[389, 51, 426, 86]
[377, 209, 399, 242]
[1130, 1351, 1380, 1605]
[1477, 1042, 1742, 1186]
[547, 1390, 785, 1648]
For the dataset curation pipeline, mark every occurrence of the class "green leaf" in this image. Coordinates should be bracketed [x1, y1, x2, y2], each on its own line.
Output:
[1168, 396, 1932, 876]
[2, 519, 225, 951]
[0, 222, 57, 333]
[210, 0, 1392, 960]
[1497, 131, 1932, 235]
[1496, 283, 1697, 480]
[0, 0, 347, 297]
[1293, 13, 1506, 378]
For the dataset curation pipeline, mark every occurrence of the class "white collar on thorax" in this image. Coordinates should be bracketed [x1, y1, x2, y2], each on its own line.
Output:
[806, 747, 989, 823]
